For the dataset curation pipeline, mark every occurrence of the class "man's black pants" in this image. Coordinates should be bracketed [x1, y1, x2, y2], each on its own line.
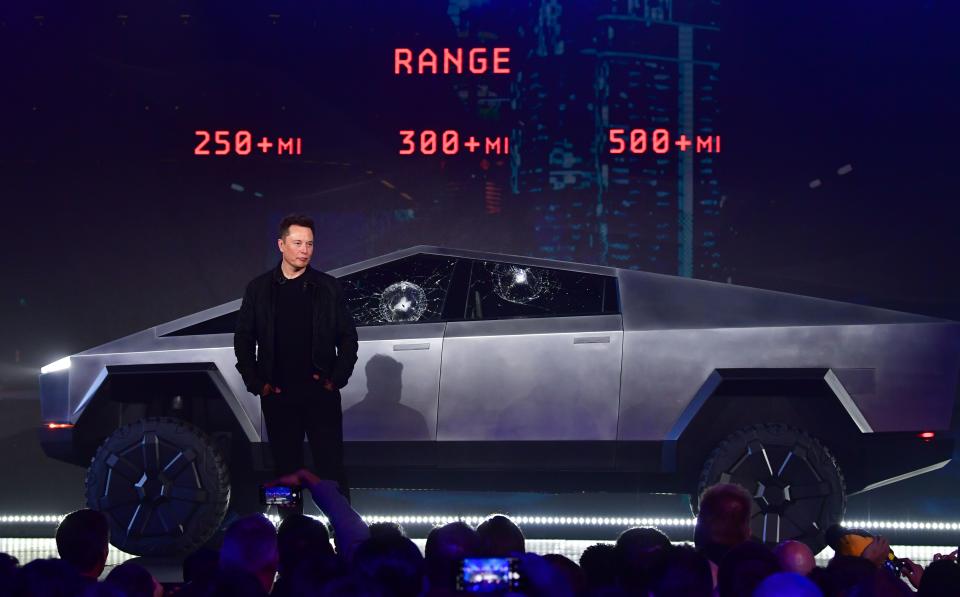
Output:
[261, 382, 350, 505]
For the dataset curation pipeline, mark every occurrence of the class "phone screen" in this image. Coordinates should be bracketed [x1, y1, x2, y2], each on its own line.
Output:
[457, 557, 520, 592]
[259, 485, 301, 507]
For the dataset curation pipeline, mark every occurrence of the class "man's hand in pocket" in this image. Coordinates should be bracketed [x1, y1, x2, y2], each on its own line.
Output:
[312, 373, 335, 392]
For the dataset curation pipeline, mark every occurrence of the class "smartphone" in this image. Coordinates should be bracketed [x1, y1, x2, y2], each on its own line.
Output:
[457, 557, 521, 593]
[259, 484, 301, 508]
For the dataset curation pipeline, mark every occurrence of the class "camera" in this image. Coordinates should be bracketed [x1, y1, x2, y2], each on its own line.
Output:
[259, 484, 301, 508]
[457, 557, 522, 593]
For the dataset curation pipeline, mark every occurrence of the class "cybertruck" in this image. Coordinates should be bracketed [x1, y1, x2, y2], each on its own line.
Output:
[39, 246, 960, 556]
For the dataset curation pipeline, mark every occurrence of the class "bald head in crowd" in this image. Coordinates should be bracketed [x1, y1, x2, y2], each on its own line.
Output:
[775, 540, 816, 576]
[220, 513, 279, 594]
[694, 483, 753, 550]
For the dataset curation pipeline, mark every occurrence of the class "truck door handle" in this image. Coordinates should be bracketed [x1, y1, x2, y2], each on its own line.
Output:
[393, 342, 431, 351]
[574, 336, 611, 344]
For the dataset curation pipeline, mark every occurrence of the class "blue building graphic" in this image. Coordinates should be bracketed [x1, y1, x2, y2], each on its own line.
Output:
[452, 0, 724, 279]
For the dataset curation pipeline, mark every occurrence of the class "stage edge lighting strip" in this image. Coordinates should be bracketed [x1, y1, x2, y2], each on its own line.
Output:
[4, 514, 960, 531]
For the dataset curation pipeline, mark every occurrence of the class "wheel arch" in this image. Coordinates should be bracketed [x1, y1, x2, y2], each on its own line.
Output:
[72, 363, 257, 464]
[667, 368, 870, 491]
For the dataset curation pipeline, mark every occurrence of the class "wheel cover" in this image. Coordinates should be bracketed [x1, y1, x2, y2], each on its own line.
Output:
[717, 438, 833, 544]
[93, 431, 209, 546]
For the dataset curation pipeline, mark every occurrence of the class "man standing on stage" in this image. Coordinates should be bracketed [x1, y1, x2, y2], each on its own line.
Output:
[234, 214, 359, 504]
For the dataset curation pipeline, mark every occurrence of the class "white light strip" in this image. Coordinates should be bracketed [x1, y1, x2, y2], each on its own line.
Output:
[841, 520, 960, 531]
[4, 514, 960, 532]
[0, 515, 66, 524]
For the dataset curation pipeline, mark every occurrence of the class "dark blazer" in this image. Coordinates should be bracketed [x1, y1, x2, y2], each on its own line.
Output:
[234, 260, 359, 395]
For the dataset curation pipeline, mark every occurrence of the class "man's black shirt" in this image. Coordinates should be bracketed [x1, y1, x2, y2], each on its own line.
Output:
[273, 272, 314, 390]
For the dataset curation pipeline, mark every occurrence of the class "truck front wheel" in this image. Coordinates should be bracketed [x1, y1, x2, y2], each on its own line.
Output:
[84, 417, 230, 556]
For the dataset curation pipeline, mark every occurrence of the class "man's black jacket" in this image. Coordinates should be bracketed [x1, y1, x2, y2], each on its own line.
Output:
[233, 261, 359, 396]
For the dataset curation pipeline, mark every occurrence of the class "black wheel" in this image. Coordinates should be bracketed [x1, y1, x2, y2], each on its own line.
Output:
[85, 417, 230, 557]
[694, 424, 845, 553]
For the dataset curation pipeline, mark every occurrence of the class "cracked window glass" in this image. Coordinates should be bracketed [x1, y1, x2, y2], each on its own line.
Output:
[466, 260, 616, 319]
[340, 255, 459, 326]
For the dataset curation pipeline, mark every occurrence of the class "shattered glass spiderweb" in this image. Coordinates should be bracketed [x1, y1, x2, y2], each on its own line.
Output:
[378, 281, 427, 322]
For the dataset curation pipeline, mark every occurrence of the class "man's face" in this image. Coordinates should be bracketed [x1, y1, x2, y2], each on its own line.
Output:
[278, 224, 314, 269]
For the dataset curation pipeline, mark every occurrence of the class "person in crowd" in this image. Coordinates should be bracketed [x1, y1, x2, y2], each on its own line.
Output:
[848, 567, 914, 596]
[276, 551, 345, 597]
[180, 570, 271, 597]
[509, 552, 577, 597]
[218, 513, 279, 595]
[645, 544, 713, 597]
[476, 514, 525, 557]
[272, 513, 335, 596]
[55, 509, 110, 583]
[807, 566, 832, 595]
[825, 555, 878, 596]
[754, 572, 823, 597]
[694, 484, 753, 567]
[267, 468, 370, 564]
[776, 540, 816, 576]
[716, 541, 779, 597]
[614, 526, 671, 592]
[369, 522, 407, 539]
[12, 558, 84, 597]
[352, 533, 425, 597]
[103, 561, 163, 597]
[542, 553, 587, 595]
[423, 521, 481, 596]
[852, 535, 922, 593]
[578, 542, 620, 594]
[0, 553, 19, 593]
[918, 557, 960, 596]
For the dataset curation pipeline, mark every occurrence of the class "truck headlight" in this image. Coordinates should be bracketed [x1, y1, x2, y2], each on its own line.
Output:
[40, 357, 71, 374]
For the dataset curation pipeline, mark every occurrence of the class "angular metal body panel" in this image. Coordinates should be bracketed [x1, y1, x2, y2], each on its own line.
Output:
[340, 322, 445, 442]
[439, 314, 623, 443]
[38, 246, 960, 494]
[619, 322, 960, 440]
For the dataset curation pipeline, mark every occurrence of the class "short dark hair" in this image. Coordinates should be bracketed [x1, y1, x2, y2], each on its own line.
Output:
[220, 513, 278, 576]
[476, 514, 525, 556]
[424, 521, 481, 589]
[354, 534, 425, 597]
[279, 214, 315, 239]
[615, 526, 672, 591]
[368, 521, 407, 539]
[55, 509, 109, 574]
[578, 542, 619, 588]
[277, 513, 332, 576]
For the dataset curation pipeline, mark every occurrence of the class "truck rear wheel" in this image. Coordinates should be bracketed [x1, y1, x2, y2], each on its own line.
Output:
[84, 417, 230, 557]
[694, 424, 845, 554]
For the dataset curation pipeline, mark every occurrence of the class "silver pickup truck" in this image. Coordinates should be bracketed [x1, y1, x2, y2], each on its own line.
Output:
[39, 246, 960, 555]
